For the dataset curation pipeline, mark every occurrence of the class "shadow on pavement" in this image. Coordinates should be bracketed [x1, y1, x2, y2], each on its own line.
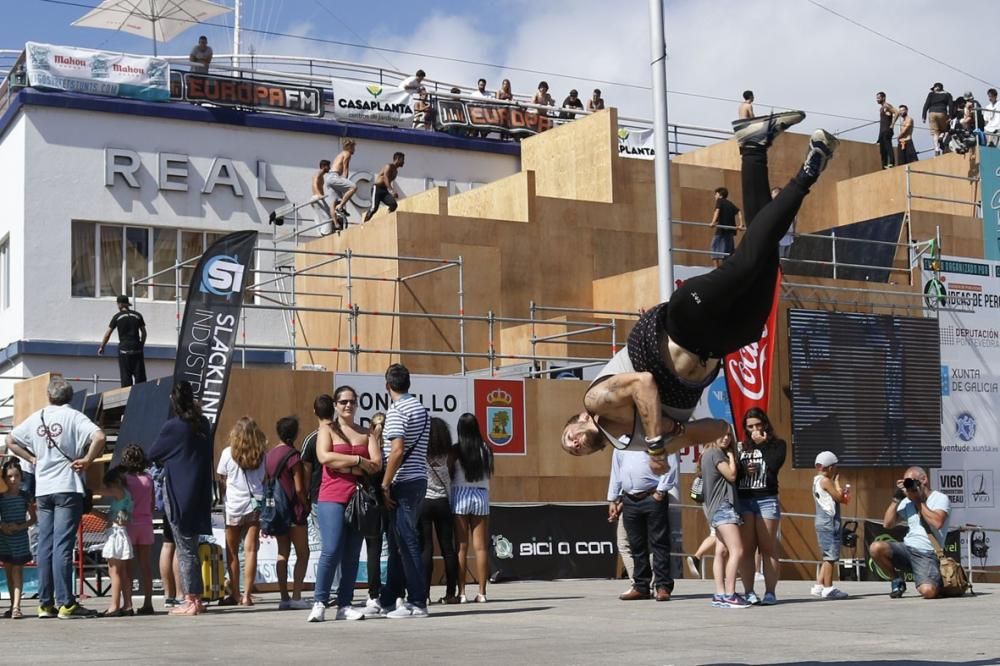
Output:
[430, 605, 554, 618]
[704, 660, 1000, 666]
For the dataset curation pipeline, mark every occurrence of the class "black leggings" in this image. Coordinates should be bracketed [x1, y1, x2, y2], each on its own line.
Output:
[666, 148, 811, 358]
[419, 497, 458, 599]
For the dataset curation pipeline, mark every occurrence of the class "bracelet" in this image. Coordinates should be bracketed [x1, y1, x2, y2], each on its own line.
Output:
[357, 455, 362, 467]
[644, 434, 663, 445]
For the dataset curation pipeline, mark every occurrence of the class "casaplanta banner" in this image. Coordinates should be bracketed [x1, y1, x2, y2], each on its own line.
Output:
[173, 230, 257, 438]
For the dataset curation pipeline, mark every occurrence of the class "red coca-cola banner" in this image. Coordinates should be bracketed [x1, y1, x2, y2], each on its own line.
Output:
[725, 272, 782, 441]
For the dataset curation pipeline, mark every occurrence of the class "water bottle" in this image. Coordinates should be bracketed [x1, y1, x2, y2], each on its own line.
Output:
[843, 484, 851, 502]
[690, 475, 704, 503]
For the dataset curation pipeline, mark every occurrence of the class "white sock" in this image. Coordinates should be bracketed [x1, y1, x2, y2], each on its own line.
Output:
[822, 586, 835, 594]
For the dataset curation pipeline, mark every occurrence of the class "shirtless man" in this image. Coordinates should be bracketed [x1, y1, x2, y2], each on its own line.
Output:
[363, 152, 404, 223]
[327, 139, 358, 222]
[896, 105, 917, 165]
[311, 159, 334, 234]
[739, 90, 755, 119]
[562, 112, 839, 462]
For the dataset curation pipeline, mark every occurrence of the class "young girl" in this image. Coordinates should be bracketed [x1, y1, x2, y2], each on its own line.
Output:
[120, 444, 156, 615]
[451, 413, 494, 604]
[101, 466, 135, 617]
[0, 458, 36, 619]
[217, 416, 267, 607]
[700, 431, 747, 609]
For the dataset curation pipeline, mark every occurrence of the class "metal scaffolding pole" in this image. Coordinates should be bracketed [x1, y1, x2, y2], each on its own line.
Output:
[649, 0, 675, 301]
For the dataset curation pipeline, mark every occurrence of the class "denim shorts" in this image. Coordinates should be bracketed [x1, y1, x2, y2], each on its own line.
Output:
[710, 502, 741, 529]
[888, 542, 942, 588]
[815, 527, 841, 561]
[739, 495, 781, 521]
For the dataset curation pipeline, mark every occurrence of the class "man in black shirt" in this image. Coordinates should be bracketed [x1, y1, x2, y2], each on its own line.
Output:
[709, 187, 744, 267]
[98, 295, 147, 387]
[875, 92, 898, 169]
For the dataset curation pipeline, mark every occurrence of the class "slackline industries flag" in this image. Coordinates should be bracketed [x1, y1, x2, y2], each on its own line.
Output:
[724, 270, 782, 441]
[173, 230, 257, 438]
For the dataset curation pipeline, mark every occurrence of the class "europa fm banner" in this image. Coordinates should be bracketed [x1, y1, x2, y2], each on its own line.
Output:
[434, 98, 553, 137]
[922, 255, 1000, 564]
[173, 230, 257, 439]
[724, 270, 781, 442]
[333, 373, 527, 456]
[978, 147, 1000, 261]
[25, 42, 169, 101]
[331, 79, 414, 127]
[617, 127, 655, 160]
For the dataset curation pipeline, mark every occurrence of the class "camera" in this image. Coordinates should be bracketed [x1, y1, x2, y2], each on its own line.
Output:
[903, 478, 919, 491]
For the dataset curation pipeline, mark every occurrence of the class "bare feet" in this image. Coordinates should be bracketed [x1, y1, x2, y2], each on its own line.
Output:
[240, 595, 254, 607]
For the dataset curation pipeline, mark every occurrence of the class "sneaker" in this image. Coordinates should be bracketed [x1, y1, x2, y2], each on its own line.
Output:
[395, 596, 405, 609]
[474, 593, 487, 603]
[822, 587, 849, 600]
[744, 591, 761, 605]
[362, 601, 384, 618]
[163, 597, 180, 608]
[334, 606, 365, 621]
[801, 129, 840, 179]
[58, 603, 99, 619]
[37, 605, 58, 619]
[365, 597, 381, 610]
[278, 599, 292, 611]
[761, 592, 777, 606]
[710, 594, 727, 607]
[754, 572, 765, 582]
[722, 594, 752, 609]
[386, 602, 429, 619]
[889, 579, 906, 599]
[287, 599, 311, 610]
[810, 584, 824, 598]
[307, 602, 326, 622]
[733, 111, 806, 149]
[686, 556, 701, 578]
[459, 594, 468, 604]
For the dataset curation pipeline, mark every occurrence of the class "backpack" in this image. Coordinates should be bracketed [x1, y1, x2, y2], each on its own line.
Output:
[259, 448, 297, 537]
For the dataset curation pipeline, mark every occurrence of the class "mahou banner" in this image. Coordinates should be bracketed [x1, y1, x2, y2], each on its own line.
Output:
[725, 272, 782, 441]
[25, 41, 170, 101]
[173, 230, 257, 438]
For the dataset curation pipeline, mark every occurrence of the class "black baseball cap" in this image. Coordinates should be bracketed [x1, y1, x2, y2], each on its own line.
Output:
[116, 295, 131, 305]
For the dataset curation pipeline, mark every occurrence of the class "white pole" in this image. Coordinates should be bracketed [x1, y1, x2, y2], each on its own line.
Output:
[233, 0, 242, 69]
[648, 0, 674, 301]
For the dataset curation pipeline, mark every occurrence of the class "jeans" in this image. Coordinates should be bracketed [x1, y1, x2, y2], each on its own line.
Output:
[314, 502, 362, 606]
[877, 128, 895, 167]
[364, 504, 390, 599]
[419, 496, 458, 598]
[622, 494, 673, 592]
[173, 529, 202, 596]
[667, 148, 809, 359]
[36, 492, 83, 608]
[379, 478, 427, 609]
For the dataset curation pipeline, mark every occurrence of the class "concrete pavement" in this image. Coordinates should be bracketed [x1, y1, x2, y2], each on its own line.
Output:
[2, 579, 998, 665]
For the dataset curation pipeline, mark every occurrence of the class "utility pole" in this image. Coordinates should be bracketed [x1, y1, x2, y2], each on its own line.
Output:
[648, 0, 674, 300]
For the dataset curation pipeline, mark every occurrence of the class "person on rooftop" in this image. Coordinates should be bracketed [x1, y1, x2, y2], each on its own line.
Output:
[189, 36, 213, 74]
[400, 70, 426, 94]
[560, 89, 584, 120]
[588, 89, 605, 113]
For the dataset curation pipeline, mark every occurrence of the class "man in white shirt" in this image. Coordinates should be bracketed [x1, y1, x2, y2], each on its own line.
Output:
[6, 377, 106, 618]
[869, 466, 950, 599]
[189, 36, 213, 73]
[398, 69, 425, 94]
[984, 88, 1000, 147]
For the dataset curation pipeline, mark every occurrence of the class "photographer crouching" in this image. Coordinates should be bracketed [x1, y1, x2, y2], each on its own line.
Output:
[869, 467, 950, 599]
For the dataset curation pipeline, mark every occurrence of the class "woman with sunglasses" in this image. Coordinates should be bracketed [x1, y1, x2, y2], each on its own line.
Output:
[735, 407, 786, 606]
[307, 387, 382, 622]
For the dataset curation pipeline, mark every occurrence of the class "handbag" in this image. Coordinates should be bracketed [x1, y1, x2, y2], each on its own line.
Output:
[922, 517, 972, 597]
[345, 478, 381, 538]
[39, 409, 95, 513]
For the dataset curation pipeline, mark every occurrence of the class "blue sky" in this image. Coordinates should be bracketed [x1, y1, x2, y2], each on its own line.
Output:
[4, 0, 1000, 141]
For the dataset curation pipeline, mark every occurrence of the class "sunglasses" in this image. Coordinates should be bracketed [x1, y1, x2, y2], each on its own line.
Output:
[337, 399, 357, 406]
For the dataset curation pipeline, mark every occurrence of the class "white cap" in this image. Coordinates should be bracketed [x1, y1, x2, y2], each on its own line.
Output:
[815, 451, 839, 467]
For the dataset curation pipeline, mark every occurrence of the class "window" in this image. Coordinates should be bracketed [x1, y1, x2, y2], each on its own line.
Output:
[0, 237, 9, 310]
[71, 222, 251, 302]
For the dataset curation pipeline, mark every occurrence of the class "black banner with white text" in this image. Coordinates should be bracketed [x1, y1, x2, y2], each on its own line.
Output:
[489, 504, 617, 580]
[434, 98, 554, 137]
[172, 230, 257, 440]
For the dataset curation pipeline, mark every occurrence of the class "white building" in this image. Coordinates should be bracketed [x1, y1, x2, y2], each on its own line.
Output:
[0, 87, 519, 407]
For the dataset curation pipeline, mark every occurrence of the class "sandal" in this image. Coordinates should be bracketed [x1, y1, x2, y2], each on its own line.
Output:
[239, 595, 254, 607]
[169, 601, 199, 616]
[135, 605, 155, 616]
[11, 608, 22, 619]
[217, 596, 239, 607]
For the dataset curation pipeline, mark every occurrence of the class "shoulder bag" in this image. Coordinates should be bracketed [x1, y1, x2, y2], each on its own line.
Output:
[922, 515, 972, 597]
[40, 409, 95, 513]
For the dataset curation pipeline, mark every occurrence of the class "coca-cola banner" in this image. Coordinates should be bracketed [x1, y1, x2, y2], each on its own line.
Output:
[725, 271, 782, 441]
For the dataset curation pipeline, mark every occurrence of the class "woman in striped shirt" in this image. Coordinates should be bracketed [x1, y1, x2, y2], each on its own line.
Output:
[450, 413, 494, 603]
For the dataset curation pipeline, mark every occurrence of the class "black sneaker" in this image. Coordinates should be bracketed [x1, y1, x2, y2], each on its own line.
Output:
[801, 129, 839, 179]
[889, 578, 906, 599]
[733, 111, 806, 149]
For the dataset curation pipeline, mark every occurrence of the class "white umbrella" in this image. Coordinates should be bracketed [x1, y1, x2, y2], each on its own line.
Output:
[72, 0, 232, 56]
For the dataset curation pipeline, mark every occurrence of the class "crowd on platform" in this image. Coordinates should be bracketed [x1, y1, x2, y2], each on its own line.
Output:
[0, 365, 494, 621]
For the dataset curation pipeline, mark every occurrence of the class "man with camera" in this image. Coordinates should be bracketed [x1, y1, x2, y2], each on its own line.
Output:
[869, 467, 950, 599]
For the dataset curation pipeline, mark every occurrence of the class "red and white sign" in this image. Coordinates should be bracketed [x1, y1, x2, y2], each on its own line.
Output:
[473, 378, 527, 456]
[724, 272, 782, 441]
